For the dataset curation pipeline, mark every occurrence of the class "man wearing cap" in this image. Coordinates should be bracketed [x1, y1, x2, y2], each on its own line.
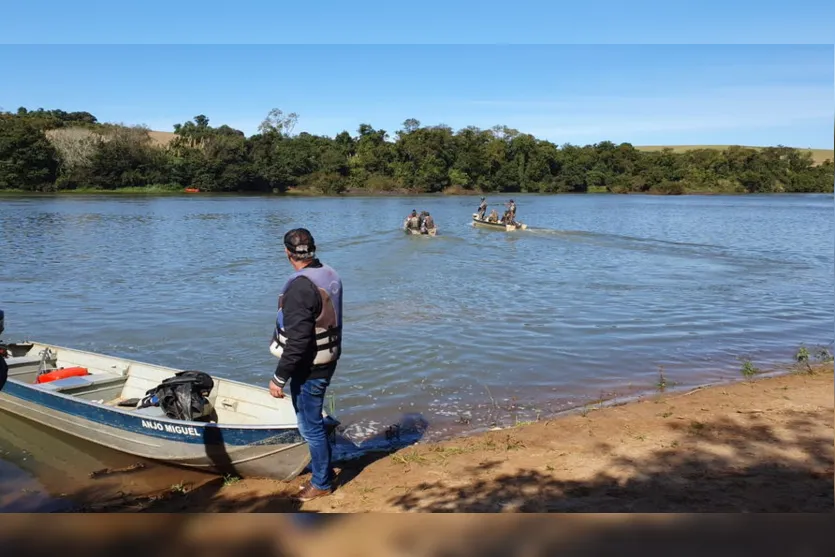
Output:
[268, 228, 343, 501]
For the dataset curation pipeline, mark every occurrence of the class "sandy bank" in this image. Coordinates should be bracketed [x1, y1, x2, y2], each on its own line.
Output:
[67, 364, 833, 513]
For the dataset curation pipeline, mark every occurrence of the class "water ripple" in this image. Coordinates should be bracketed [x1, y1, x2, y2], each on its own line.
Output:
[0, 193, 832, 442]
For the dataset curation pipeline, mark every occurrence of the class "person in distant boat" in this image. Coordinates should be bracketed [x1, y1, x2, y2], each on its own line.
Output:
[422, 211, 435, 232]
[405, 210, 420, 230]
[477, 197, 487, 220]
[488, 209, 499, 223]
[269, 228, 342, 502]
[504, 199, 517, 225]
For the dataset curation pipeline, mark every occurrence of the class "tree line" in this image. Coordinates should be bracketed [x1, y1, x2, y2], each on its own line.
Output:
[1, 106, 832, 194]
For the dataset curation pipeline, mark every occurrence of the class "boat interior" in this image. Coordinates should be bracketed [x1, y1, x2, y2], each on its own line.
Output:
[1, 342, 299, 427]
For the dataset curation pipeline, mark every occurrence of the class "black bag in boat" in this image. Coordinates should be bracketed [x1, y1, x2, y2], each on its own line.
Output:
[145, 370, 215, 422]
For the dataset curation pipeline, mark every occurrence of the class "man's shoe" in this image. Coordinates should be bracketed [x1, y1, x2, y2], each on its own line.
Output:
[296, 483, 331, 502]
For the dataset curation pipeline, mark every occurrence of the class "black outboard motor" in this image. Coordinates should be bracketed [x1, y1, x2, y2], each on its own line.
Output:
[0, 309, 7, 391]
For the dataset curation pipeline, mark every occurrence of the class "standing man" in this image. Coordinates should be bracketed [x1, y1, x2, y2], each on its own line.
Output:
[269, 228, 343, 502]
[477, 197, 487, 220]
[505, 199, 517, 224]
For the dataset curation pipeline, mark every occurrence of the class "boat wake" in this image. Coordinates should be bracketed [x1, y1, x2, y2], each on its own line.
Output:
[517, 227, 799, 268]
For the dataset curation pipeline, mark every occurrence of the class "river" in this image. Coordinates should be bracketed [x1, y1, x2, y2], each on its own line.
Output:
[0, 192, 832, 501]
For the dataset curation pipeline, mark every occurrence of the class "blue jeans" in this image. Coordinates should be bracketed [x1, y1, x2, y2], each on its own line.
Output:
[290, 376, 333, 490]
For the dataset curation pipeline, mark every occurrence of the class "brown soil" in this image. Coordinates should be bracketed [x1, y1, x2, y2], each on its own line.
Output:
[60, 363, 834, 514]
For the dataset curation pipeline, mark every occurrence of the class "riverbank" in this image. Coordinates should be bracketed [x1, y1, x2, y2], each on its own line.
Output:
[65, 362, 833, 513]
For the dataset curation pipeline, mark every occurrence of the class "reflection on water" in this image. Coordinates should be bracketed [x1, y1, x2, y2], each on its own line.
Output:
[0, 410, 214, 511]
[0, 193, 832, 473]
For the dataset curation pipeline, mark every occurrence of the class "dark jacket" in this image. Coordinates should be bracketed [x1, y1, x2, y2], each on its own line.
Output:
[0, 355, 6, 392]
[272, 259, 337, 388]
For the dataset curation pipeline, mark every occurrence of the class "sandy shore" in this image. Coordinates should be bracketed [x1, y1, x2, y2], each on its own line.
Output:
[58, 362, 833, 513]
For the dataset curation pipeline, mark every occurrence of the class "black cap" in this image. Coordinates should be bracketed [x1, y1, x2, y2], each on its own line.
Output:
[283, 228, 316, 256]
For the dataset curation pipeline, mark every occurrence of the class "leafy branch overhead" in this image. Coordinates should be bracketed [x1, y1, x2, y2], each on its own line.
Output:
[0, 107, 832, 195]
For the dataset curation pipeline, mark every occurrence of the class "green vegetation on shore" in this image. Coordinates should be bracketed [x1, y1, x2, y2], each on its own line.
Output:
[1, 107, 832, 195]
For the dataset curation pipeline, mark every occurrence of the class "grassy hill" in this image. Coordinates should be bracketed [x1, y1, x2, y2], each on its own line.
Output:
[147, 130, 177, 147]
[635, 145, 833, 165]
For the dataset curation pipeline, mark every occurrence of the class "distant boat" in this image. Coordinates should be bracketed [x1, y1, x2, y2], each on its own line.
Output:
[472, 213, 527, 231]
[402, 218, 438, 236]
[184, 188, 200, 193]
[0, 340, 338, 480]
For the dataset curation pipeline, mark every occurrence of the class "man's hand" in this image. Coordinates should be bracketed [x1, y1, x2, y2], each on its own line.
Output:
[269, 381, 285, 398]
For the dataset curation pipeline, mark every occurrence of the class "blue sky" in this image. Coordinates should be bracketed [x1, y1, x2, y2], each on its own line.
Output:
[1, 44, 831, 148]
[1, 0, 834, 45]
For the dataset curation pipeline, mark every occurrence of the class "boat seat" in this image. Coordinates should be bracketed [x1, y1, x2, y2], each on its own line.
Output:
[5, 355, 43, 375]
[37, 373, 126, 392]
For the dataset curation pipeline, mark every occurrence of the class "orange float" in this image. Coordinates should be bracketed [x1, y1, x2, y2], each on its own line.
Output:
[36, 366, 89, 384]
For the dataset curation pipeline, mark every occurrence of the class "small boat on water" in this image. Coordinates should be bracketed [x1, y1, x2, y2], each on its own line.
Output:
[404, 226, 438, 236]
[0, 336, 338, 481]
[402, 218, 438, 236]
[472, 213, 528, 231]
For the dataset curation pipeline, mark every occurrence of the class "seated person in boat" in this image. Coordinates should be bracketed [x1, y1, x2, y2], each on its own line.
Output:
[476, 197, 487, 219]
[405, 210, 420, 230]
[421, 211, 435, 232]
[487, 209, 499, 223]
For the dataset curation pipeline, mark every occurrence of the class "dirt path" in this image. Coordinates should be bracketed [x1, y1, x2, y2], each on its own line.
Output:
[68, 365, 833, 513]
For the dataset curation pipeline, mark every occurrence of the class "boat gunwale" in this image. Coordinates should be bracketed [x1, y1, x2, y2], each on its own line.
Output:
[471, 214, 526, 230]
[2, 341, 303, 432]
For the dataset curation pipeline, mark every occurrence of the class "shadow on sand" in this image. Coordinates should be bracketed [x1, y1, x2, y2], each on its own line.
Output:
[384, 407, 833, 512]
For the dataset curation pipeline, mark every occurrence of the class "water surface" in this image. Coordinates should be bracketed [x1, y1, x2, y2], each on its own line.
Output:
[1, 193, 832, 445]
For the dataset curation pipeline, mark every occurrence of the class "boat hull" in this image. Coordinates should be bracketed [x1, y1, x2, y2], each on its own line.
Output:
[0, 380, 311, 480]
[404, 227, 437, 236]
[471, 214, 527, 231]
[0, 342, 336, 481]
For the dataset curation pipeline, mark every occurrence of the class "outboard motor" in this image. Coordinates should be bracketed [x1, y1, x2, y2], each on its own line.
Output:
[0, 309, 5, 337]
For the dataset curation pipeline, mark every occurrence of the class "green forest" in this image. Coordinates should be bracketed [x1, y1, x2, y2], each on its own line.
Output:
[1, 107, 832, 195]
